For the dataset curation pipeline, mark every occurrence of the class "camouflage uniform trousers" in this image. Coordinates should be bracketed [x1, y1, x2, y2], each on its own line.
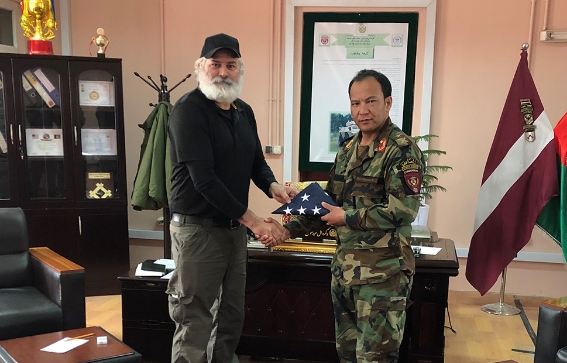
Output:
[332, 270, 413, 363]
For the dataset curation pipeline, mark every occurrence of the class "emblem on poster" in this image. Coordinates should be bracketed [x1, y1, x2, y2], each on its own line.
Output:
[392, 34, 404, 47]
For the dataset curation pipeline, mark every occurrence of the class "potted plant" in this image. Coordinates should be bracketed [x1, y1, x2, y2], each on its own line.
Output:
[411, 134, 453, 227]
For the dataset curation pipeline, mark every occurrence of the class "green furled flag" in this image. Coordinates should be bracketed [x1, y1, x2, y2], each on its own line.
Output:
[537, 112, 567, 262]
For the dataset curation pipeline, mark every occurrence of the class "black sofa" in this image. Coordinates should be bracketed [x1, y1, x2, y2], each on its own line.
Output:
[0, 207, 86, 340]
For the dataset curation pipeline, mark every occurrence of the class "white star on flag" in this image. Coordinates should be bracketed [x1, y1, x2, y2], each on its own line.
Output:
[311, 206, 321, 215]
[283, 206, 293, 215]
[297, 206, 306, 214]
[301, 193, 310, 201]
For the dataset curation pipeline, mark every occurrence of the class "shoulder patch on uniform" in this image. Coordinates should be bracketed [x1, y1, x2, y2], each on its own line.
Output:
[400, 156, 421, 194]
[343, 138, 354, 150]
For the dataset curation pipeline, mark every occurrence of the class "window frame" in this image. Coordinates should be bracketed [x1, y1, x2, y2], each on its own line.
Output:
[0, 0, 21, 53]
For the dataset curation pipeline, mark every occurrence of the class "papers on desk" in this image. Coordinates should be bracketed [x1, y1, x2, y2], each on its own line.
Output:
[135, 259, 175, 277]
[161, 270, 174, 280]
[415, 246, 442, 255]
[135, 263, 163, 277]
[247, 240, 268, 249]
[155, 259, 175, 270]
[40, 337, 88, 353]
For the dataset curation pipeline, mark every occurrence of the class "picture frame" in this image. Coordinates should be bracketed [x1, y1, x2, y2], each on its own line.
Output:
[298, 12, 419, 172]
[78, 80, 115, 107]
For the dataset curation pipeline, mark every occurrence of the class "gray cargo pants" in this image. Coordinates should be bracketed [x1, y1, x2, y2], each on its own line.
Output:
[166, 218, 247, 363]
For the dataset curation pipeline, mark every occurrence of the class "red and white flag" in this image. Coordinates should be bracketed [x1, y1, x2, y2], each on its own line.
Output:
[466, 49, 558, 295]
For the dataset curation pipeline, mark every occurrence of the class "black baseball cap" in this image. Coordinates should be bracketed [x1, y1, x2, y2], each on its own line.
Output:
[201, 33, 241, 58]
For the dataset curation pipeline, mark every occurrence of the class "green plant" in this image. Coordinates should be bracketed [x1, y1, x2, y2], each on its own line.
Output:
[411, 134, 453, 203]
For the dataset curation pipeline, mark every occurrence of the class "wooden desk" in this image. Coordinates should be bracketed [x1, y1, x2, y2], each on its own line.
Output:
[238, 239, 459, 363]
[0, 326, 140, 363]
[119, 239, 458, 363]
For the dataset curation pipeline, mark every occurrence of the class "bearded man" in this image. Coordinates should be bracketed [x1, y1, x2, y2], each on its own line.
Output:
[166, 33, 296, 363]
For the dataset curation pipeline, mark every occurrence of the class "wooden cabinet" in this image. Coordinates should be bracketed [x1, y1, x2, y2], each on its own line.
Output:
[118, 240, 458, 363]
[0, 53, 129, 295]
[119, 275, 173, 363]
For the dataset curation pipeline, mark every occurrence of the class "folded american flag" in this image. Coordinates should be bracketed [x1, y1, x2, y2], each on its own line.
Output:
[272, 182, 337, 216]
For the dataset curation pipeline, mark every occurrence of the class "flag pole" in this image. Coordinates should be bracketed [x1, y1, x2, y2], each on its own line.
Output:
[480, 267, 521, 316]
[480, 43, 527, 317]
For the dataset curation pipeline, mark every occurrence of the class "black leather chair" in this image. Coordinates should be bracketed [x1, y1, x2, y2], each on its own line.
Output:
[0, 207, 86, 340]
[534, 297, 567, 363]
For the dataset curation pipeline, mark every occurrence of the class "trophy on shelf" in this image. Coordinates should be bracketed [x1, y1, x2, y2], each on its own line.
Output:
[89, 28, 109, 58]
[20, 0, 57, 55]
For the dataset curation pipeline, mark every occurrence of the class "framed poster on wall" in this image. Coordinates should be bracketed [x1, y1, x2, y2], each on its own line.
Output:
[299, 12, 419, 172]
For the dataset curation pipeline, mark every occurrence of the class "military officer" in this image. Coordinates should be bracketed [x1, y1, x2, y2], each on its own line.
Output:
[280, 69, 425, 363]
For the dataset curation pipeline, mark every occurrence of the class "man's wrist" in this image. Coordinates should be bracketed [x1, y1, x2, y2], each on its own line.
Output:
[268, 182, 278, 196]
[238, 209, 258, 228]
[283, 225, 294, 239]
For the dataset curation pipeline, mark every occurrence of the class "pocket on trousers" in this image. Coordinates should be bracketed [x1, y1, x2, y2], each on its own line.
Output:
[168, 294, 179, 322]
[169, 294, 193, 324]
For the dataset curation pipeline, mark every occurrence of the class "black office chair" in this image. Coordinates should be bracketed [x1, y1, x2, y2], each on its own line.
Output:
[0, 207, 86, 340]
[533, 298, 567, 363]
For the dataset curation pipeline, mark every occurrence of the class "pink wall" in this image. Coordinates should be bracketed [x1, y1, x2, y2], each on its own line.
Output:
[66, 0, 567, 297]
[429, 0, 567, 295]
[68, 0, 168, 229]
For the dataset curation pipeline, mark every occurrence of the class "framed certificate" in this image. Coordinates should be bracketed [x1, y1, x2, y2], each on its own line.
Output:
[25, 129, 64, 156]
[78, 80, 115, 106]
[86, 172, 114, 199]
[81, 129, 117, 156]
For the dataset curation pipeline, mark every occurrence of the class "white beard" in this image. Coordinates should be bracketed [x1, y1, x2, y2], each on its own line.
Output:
[198, 71, 243, 104]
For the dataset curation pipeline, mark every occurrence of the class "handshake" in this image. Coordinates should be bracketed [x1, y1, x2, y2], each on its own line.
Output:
[241, 181, 342, 247]
[238, 182, 297, 247]
[254, 217, 290, 247]
[238, 210, 290, 247]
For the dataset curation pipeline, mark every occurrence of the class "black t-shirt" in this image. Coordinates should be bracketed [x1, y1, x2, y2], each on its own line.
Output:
[168, 88, 276, 221]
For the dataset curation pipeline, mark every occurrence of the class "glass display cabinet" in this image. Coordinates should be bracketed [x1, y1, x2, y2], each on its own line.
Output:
[0, 53, 129, 295]
[0, 71, 9, 201]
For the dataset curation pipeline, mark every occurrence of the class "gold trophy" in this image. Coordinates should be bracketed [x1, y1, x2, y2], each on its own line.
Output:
[20, 0, 57, 55]
[90, 28, 109, 58]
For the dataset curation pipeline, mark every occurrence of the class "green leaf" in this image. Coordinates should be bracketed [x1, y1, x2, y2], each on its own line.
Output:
[410, 134, 452, 201]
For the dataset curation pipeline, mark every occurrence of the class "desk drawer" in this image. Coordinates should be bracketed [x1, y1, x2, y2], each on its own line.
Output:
[411, 274, 449, 301]
[121, 287, 170, 323]
[121, 279, 168, 291]
[123, 325, 173, 363]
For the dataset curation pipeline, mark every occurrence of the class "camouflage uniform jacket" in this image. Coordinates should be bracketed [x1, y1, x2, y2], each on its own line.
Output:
[286, 119, 424, 286]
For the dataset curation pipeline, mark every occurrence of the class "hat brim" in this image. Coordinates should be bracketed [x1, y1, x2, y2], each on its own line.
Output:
[203, 47, 241, 58]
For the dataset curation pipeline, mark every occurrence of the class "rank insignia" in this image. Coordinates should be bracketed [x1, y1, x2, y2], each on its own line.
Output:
[400, 157, 421, 194]
[520, 99, 536, 142]
[377, 138, 387, 153]
[345, 139, 354, 151]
